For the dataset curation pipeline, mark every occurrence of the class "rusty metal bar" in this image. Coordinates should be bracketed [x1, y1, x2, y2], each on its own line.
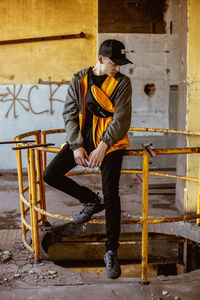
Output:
[142, 143, 156, 158]
[21, 216, 32, 231]
[22, 185, 29, 193]
[27, 149, 35, 250]
[15, 130, 41, 140]
[0, 32, 85, 46]
[197, 160, 200, 225]
[126, 147, 200, 156]
[30, 149, 40, 261]
[33, 204, 200, 224]
[0, 140, 34, 144]
[142, 153, 149, 284]
[42, 129, 65, 135]
[33, 146, 61, 153]
[35, 146, 200, 156]
[42, 132, 47, 171]
[148, 171, 198, 183]
[14, 141, 26, 242]
[24, 207, 30, 214]
[20, 194, 31, 207]
[22, 235, 34, 253]
[129, 127, 200, 136]
[35, 132, 47, 223]
[41, 127, 200, 137]
[13, 143, 55, 150]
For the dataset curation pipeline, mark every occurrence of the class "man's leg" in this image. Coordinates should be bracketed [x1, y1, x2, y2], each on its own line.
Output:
[43, 143, 104, 222]
[100, 150, 124, 279]
[43, 143, 96, 204]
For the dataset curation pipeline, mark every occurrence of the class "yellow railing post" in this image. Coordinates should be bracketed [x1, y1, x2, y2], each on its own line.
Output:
[14, 142, 26, 241]
[142, 153, 149, 284]
[27, 149, 35, 250]
[30, 148, 40, 261]
[35, 132, 47, 223]
[42, 131, 47, 171]
[197, 159, 200, 225]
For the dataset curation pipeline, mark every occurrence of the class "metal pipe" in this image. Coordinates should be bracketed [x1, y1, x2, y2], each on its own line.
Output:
[142, 153, 149, 284]
[42, 129, 65, 135]
[12, 143, 55, 150]
[33, 204, 200, 224]
[35, 146, 200, 156]
[15, 142, 26, 241]
[126, 147, 200, 156]
[129, 127, 200, 136]
[0, 32, 85, 46]
[42, 132, 47, 171]
[35, 132, 47, 223]
[0, 140, 34, 144]
[30, 149, 40, 261]
[27, 149, 35, 251]
[15, 130, 41, 140]
[41, 133, 47, 221]
[41, 127, 200, 137]
[197, 160, 200, 225]
[142, 143, 156, 158]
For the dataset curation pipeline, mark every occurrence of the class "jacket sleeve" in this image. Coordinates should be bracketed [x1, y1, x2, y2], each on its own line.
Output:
[62, 76, 84, 150]
[99, 77, 132, 148]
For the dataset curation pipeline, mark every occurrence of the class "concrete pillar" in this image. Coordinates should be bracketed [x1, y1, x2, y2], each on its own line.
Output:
[176, 0, 200, 213]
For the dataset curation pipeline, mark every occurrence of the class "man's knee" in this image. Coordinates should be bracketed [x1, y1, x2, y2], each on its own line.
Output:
[42, 168, 53, 184]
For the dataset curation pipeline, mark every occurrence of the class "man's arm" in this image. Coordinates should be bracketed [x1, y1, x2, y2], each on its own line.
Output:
[62, 76, 84, 150]
[62, 76, 89, 167]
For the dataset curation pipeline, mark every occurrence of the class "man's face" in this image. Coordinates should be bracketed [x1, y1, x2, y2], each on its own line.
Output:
[100, 56, 120, 76]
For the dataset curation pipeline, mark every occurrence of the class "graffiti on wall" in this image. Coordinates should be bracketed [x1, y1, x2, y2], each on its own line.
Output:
[0, 83, 66, 118]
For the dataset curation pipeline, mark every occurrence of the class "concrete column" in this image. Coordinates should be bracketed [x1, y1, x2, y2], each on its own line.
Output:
[176, 0, 200, 213]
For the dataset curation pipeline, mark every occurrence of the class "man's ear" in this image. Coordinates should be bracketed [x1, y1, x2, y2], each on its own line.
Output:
[98, 55, 104, 64]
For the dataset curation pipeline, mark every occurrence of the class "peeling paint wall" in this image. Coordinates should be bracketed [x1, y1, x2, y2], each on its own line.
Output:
[0, 0, 97, 83]
[176, 0, 188, 212]
[177, 0, 200, 214]
[185, 0, 200, 213]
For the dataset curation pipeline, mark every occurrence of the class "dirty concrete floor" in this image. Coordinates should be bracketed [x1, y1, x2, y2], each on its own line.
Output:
[1, 170, 200, 299]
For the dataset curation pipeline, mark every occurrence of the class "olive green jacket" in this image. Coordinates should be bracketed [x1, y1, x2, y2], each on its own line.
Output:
[62, 67, 132, 152]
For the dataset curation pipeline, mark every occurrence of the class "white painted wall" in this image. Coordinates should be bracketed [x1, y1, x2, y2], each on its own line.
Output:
[0, 84, 68, 169]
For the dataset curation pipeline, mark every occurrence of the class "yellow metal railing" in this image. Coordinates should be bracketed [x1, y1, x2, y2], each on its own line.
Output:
[14, 127, 200, 284]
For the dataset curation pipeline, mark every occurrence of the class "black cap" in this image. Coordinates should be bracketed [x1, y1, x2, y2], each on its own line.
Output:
[99, 39, 133, 66]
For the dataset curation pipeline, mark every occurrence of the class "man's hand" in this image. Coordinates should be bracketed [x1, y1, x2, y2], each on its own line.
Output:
[73, 147, 89, 167]
[88, 141, 108, 168]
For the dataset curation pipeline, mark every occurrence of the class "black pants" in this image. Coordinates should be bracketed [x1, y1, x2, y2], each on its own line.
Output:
[43, 144, 123, 251]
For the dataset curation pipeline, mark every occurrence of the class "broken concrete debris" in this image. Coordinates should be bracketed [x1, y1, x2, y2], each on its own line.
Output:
[162, 290, 168, 296]
[0, 250, 12, 262]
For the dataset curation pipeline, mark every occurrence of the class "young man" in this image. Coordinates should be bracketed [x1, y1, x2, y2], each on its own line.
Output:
[43, 39, 132, 279]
